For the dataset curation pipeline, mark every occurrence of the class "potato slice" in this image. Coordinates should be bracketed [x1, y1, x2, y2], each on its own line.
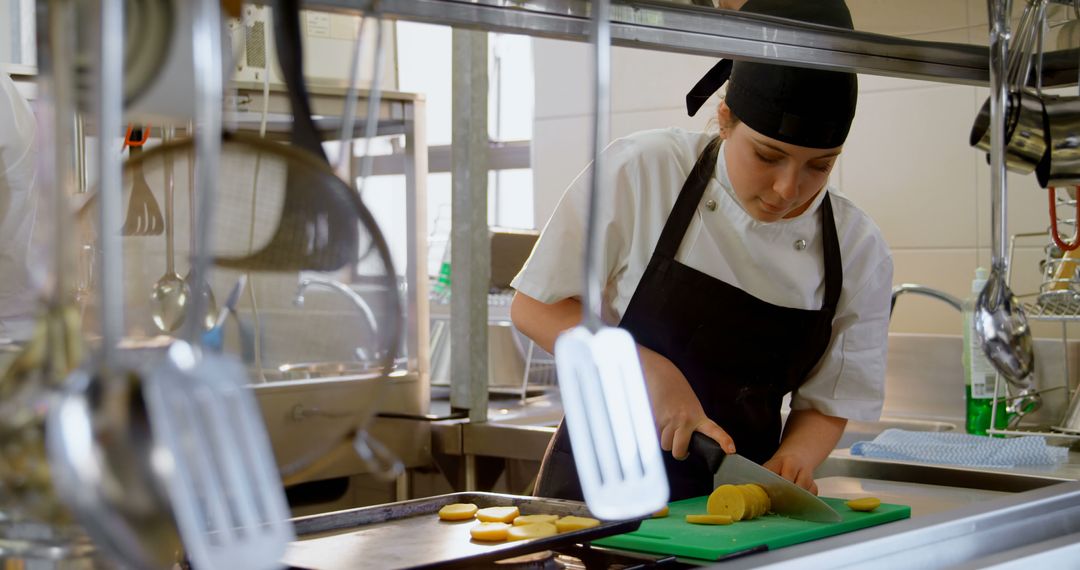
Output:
[555, 515, 601, 532]
[739, 484, 770, 519]
[736, 485, 760, 519]
[438, 503, 479, 521]
[845, 497, 881, 512]
[476, 506, 520, 523]
[470, 522, 510, 541]
[513, 514, 559, 526]
[507, 522, 558, 541]
[706, 485, 746, 521]
[685, 514, 733, 525]
[745, 484, 771, 516]
[651, 506, 670, 518]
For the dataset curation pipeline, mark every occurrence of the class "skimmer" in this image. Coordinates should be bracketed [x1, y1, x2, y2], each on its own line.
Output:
[551, 0, 669, 521]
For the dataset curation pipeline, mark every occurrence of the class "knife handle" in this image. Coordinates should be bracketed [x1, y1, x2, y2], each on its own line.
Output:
[689, 432, 727, 474]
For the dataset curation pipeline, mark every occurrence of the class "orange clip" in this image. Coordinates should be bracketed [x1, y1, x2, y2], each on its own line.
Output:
[122, 123, 152, 150]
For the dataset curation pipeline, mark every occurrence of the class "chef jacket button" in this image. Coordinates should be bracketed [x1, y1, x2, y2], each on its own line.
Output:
[794, 239, 807, 251]
[705, 199, 717, 211]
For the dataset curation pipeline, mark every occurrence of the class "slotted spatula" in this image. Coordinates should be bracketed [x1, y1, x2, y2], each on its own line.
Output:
[140, 1, 293, 567]
[552, 0, 668, 521]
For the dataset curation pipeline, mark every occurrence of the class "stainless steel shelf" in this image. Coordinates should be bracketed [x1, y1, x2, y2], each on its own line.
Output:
[293, 0, 1079, 86]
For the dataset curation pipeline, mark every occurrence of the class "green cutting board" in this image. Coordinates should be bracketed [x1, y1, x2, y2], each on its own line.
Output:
[593, 496, 910, 562]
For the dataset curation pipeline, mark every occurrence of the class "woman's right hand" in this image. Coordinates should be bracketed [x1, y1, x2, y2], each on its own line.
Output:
[638, 345, 736, 460]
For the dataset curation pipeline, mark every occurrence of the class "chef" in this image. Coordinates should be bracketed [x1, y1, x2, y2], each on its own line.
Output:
[510, 0, 892, 501]
[0, 72, 39, 341]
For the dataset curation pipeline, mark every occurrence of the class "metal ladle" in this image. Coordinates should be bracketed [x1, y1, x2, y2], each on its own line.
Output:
[183, 137, 217, 330]
[974, 0, 1036, 386]
[150, 128, 190, 333]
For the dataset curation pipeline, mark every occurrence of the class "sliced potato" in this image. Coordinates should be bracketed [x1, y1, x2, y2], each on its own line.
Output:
[706, 484, 746, 521]
[736, 485, 760, 519]
[651, 506, 670, 518]
[555, 515, 601, 532]
[738, 484, 770, 519]
[438, 503, 479, 521]
[745, 484, 771, 516]
[470, 522, 510, 541]
[845, 497, 881, 512]
[685, 514, 733, 525]
[476, 506, 520, 523]
[513, 514, 559, 526]
[507, 522, 558, 541]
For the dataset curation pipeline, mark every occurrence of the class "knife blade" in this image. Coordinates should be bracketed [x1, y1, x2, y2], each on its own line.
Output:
[689, 433, 842, 523]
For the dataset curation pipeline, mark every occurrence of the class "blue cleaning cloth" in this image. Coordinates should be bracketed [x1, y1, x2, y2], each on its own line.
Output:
[850, 428, 1069, 467]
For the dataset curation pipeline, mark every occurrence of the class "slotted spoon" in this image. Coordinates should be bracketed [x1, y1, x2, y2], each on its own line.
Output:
[552, 0, 668, 521]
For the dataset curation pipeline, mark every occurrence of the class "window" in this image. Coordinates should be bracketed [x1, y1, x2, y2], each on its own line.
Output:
[360, 23, 535, 277]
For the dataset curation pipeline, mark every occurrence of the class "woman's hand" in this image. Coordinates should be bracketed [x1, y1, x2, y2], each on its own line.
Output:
[638, 345, 735, 460]
[764, 409, 847, 494]
[763, 453, 818, 494]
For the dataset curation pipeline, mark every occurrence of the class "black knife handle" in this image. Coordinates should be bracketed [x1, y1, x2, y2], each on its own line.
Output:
[689, 432, 727, 474]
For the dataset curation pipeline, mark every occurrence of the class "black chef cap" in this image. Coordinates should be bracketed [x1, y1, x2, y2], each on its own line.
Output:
[685, 0, 857, 149]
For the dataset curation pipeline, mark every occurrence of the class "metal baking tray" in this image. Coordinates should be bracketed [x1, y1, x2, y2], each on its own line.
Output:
[281, 492, 645, 569]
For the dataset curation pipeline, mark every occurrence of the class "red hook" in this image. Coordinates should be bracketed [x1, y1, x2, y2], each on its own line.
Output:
[1049, 186, 1080, 252]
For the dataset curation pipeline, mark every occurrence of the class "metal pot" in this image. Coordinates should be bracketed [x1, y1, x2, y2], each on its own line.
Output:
[1037, 94, 1080, 187]
[971, 88, 1049, 175]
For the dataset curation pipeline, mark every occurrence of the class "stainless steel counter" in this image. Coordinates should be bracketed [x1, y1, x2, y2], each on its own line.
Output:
[716, 481, 1080, 569]
[422, 382, 1080, 567]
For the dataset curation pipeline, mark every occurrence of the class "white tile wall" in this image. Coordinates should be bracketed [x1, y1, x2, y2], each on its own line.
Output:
[532, 38, 715, 226]
[531, 33, 1077, 340]
[525, 3, 1080, 421]
[838, 83, 979, 250]
[849, 0, 969, 38]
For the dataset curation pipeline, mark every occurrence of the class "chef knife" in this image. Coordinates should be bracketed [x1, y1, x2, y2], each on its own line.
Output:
[689, 432, 842, 523]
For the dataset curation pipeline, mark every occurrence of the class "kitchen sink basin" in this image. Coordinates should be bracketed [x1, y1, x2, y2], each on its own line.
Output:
[836, 417, 958, 449]
[487, 392, 563, 427]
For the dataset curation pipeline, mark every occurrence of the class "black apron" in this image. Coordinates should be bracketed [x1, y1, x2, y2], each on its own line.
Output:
[534, 137, 843, 502]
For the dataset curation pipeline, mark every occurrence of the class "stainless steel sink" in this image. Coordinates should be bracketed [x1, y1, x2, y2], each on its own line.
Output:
[817, 475, 1007, 518]
[836, 417, 957, 449]
[486, 391, 564, 427]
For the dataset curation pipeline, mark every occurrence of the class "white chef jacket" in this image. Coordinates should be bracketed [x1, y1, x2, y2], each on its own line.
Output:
[0, 73, 39, 340]
[512, 128, 893, 421]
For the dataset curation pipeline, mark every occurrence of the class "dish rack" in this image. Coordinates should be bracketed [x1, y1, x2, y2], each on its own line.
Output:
[489, 291, 558, 394]
[429, 290, 556, 400]
[991, 200, 1080, 440]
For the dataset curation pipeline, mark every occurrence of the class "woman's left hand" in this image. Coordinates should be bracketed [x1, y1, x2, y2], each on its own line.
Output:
[763, 453, 818, 495]
[762, 409, 848, 495]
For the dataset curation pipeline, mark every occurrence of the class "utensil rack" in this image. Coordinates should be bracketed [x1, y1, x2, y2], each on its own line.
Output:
[987, 231, 1080, 440]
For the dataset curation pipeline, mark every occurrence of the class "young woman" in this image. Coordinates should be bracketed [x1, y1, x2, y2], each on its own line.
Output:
[510, 0, 892, 501]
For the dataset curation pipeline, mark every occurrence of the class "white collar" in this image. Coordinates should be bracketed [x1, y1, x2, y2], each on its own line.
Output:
[713, 139, 828, 226]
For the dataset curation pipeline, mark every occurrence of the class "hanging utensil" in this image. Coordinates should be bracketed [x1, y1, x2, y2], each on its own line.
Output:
[551, 0, 668, 521]
[120, 125, 164, 236]
[140, 1, 295, 567]
[356, 15, 388, 195]
[975, 0, 1036, 387]
[183, 135, 218, 330]
[970, 0, 1050, 175]
[149, 127, 191, 333]
[213, 0, 360, 272]
[46, 0, 184, 565]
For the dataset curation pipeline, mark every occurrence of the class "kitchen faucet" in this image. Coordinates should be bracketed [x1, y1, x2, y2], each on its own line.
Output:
[294, 276, 382, 361]
[889, 283, 963, 318]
